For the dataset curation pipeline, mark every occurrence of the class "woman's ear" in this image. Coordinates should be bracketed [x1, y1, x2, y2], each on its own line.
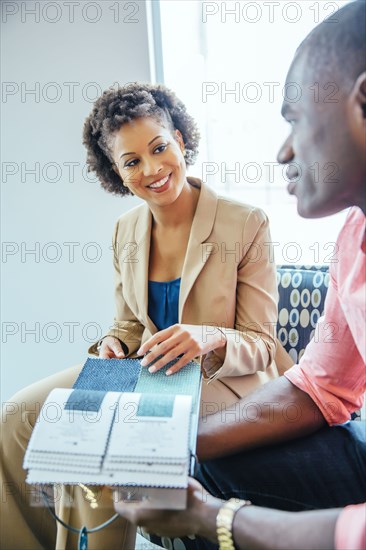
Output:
[112, 163, 126, 186]
[174, 129, 185, 153]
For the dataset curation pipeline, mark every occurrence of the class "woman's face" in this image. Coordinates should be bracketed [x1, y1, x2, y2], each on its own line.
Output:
[111, 116, 187, 207]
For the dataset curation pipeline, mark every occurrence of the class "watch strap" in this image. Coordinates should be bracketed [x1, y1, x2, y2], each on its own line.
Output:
[216, 498, 252, 550]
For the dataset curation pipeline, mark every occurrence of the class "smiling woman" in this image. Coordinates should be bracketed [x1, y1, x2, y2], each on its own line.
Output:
[1, 82, 292, 549]
[82, 83, 199, 196]
[112, 117, 188, 205]
[83, 83, 291, 383]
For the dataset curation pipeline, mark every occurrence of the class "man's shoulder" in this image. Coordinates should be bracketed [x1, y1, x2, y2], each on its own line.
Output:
[330, 206, 366, 283]
[342, 206, 365, 233]
[336, 207, 366, 254]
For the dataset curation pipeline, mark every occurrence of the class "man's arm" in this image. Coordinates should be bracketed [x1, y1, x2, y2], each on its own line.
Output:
[230, 504, 340, 550]
[197, 377, 326, 461]
[113, 478, 340, 550]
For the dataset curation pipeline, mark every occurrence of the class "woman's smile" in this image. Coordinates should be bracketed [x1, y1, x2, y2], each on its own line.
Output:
[146, 173, 172, 192]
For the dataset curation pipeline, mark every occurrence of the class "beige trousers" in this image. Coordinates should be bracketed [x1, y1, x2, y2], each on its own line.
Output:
[0, 364, 136, 550]
[0, 361, 248, 550]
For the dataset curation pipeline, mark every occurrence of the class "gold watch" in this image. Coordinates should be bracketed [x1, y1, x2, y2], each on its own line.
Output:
[216, 498, 252, 550]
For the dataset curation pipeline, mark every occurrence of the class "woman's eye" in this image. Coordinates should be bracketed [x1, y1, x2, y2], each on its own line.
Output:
[124, 159, 139, 169]
[154, 143, 167, 154]
[122, 144, 167, 168]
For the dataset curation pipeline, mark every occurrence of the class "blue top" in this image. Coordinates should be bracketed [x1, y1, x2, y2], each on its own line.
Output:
[148, 278, 181, 331]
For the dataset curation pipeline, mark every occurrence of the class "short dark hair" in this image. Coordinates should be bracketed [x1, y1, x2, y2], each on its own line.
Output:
[299, 0, 365, 92]
[83, 82, 200, 196]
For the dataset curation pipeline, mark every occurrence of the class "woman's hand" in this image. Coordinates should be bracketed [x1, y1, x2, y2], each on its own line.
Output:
[137, 324, 226, 375]
[98, 336, 126, 359]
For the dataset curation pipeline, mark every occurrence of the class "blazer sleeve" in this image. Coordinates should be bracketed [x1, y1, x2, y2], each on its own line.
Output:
[88, 220, 145, 357]
[202, 208, 278, 380]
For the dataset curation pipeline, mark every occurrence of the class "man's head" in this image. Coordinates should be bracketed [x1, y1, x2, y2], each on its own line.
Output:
[278, 0, 366, 218]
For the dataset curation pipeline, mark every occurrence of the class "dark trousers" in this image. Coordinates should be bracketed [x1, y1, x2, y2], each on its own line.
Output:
[149, 422, 366, 550]
[198, 421, 366, 510]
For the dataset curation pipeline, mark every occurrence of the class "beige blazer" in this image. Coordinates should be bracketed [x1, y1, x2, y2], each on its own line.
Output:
[90, 178, 293, 408]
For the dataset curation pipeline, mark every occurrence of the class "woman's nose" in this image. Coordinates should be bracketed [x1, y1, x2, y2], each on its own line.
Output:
[142, 157, 163, 177]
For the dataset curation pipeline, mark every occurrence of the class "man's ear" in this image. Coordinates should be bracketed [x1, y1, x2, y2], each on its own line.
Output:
[348, 72, 366, 149]
[350, 72, 366, 119]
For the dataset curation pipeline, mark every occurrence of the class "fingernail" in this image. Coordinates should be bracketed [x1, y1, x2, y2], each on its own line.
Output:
[140, 358, 147, 366]
[137, 348, 143, 355]
[166, 370, 172, 376]
[148, 366, 156, 374]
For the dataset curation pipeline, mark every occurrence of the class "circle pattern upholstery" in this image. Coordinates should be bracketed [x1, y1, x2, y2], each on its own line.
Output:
[276, 265, 329, 364]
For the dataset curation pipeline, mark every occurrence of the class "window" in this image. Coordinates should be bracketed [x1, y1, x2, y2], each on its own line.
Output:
[158, 0, 351, 265]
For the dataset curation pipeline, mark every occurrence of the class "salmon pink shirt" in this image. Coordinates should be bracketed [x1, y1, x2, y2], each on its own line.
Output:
[285, 207, 366, 550]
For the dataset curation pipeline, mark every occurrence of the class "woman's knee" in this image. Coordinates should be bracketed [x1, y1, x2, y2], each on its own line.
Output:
[2, 387, 45, 461]
[1, 363, 84, 451]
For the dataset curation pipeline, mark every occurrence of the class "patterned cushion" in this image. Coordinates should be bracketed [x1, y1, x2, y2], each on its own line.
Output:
[276, 265, 329, 363]
[276, 265, 361, 423]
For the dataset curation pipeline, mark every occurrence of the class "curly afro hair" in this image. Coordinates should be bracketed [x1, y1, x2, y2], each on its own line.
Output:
[82, 82, 200, 196]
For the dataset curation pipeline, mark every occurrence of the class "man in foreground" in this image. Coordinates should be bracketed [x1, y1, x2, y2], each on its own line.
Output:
[114, 1, 366, 548]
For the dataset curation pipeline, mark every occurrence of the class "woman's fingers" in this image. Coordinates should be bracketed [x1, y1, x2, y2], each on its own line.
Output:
[147, 345, 190, 374]
[99, 337, 125, 359]
[137, 326, 174, 355]
[140, 327, 200, 374]
[165, 354, 192, 375]
[138, 323, 223, 375]
[141, 338, 184, 369]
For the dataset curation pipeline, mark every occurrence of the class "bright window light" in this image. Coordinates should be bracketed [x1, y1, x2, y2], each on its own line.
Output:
[159, 0, 351, 264]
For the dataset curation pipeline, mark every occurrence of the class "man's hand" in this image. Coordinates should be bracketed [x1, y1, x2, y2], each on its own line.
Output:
[98, 336, 126, 359]
[113, 478, 220, 542]
[137, 324, 227, 375]
[113, 477, 341, 550]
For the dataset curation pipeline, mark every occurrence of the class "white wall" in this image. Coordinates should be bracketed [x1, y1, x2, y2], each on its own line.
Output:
[1, 1, 152, 400]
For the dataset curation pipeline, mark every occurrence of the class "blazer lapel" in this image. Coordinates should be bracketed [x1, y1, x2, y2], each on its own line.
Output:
[128, 203, 156, 333]
[126, 180, 218, 329]
[179, 179, 218, 320]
